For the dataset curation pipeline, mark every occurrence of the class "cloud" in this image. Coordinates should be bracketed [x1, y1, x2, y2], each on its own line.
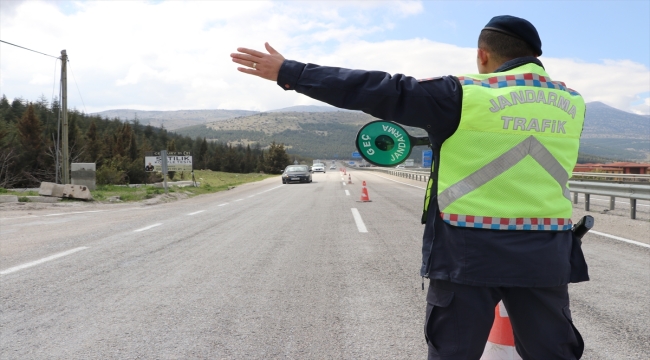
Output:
[1, 0, 648, 116]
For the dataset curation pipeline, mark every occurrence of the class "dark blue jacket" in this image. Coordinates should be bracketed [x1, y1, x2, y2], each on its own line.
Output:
[277, 57, 588, 287]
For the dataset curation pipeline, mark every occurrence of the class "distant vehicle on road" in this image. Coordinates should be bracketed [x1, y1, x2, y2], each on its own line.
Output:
[282, 165, 312, 184]
[329, 164, 336, 170]
[312, 163, 326, 172]
[395, 165, 405, 169]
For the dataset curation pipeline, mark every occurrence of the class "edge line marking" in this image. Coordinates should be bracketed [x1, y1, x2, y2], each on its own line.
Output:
[1, 247, 89, 275]
[590, 230, 650, 249]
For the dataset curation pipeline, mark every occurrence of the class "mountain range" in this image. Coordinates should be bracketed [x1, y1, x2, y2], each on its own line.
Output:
[96, 102, 649, 162]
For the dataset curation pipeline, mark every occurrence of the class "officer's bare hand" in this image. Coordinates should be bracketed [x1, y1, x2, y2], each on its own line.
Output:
[231, 42, 284, 81]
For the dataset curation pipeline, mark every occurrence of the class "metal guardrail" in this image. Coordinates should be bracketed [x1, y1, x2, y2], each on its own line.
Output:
[571, 172, 650, 183]
[569, 181, 650, 219]
[354, 167, 650, 219]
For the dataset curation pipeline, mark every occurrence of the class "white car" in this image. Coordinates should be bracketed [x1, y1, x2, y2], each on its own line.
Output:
[395, 165, 405, 169]
[312, 163, 326, 172]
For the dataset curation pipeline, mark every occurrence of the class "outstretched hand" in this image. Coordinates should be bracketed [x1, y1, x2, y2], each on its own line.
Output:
[230, 42, 285, 81]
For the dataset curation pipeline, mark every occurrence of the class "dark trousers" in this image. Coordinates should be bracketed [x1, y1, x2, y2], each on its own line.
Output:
[425, 279, 584, 360]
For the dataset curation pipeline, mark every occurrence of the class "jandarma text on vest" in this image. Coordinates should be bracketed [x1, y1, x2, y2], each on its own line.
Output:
[488, 90, 578, 119]
[501, 116, 566, 134]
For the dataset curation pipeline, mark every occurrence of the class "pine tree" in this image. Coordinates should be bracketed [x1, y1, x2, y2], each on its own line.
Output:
[199, 138, 208, 169]
[85, 121, 101, 163]
[266, 141, 290, 174]
[16, 104, 47, 184]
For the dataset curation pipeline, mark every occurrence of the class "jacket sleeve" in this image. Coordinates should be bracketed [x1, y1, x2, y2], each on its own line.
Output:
[276, 60, 462, 136]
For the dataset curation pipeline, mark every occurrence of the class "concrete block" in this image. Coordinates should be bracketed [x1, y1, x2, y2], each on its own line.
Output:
[0, 195, 18, 203]
[39, 182, 65, 197]
[62, 184, 92, 200]
[25, 196, 61, 203]
[71, 163, 96, 171]
[71, 163, 96, 191]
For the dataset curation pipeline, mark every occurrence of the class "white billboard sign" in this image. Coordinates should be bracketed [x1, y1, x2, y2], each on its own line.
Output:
[145, 151, 193, 172]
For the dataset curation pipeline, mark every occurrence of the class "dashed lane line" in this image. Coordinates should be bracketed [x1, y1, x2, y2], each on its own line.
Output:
[342, 182, 347, 186]
[134, 223, 162, 232]
[345, 190, 350, 196]
[187, 210, 206, 216]
[590, 230, 650, 249]
[218, 203, 229, 207]
[235, 199, 244, 202]
[351, 208, 368, 233]
[0, 247, 89, 275]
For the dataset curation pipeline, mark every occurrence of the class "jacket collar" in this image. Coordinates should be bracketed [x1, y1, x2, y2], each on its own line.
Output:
[495, 56, 544, 73]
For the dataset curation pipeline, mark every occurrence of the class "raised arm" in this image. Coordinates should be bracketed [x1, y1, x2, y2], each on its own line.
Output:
[231, 43, 461, 133]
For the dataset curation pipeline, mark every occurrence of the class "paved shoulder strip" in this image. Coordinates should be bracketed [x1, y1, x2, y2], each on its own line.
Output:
[1, 247, 89, 275]
[369, 173, 426, 190]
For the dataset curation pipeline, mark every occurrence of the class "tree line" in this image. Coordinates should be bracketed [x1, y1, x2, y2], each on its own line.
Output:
[0, 95, 292, 188]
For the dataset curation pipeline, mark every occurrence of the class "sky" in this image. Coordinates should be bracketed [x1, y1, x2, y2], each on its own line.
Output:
[1, 0, 649, 115]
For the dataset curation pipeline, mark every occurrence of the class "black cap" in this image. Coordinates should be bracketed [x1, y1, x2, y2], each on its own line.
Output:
[483, 15, 542, 56]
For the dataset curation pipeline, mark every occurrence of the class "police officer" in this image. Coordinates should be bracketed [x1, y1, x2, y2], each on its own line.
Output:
[231, 15, 588, 360]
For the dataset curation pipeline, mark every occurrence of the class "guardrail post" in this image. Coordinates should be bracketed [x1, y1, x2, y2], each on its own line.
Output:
[609, 196, 616, 210]
[630, 199, 636, 219]
[573, 192, 578, 204]
[585, 194, 590, 211]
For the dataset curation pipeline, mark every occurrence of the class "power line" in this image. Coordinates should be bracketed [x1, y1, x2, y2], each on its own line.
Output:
[0, 39, 59, 59]
[68, 61, 87, 114]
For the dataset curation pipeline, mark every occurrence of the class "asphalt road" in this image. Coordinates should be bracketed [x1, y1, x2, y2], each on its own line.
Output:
[1, 170, 648, 359]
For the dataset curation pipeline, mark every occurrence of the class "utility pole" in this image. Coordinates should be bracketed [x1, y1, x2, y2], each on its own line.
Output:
[61, 50, 69, 184]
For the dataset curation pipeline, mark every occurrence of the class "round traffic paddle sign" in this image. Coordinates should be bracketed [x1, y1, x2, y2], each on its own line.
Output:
[355, 121, 413, 167]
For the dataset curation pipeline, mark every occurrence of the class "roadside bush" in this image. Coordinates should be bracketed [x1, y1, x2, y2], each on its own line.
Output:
[0, 187, 7, 193]
[96, 161, 127, 185]
[18, 196, 29, 202]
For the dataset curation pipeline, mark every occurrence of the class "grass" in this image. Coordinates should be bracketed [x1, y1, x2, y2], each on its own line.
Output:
[91, 170, 276, 202]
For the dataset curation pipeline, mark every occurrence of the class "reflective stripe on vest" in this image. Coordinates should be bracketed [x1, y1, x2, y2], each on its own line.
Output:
[426, 63, 584, 230]
[437, 135, 571, 211]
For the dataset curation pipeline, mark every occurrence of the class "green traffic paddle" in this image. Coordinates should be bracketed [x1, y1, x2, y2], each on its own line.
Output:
[355, 121, 430, 167]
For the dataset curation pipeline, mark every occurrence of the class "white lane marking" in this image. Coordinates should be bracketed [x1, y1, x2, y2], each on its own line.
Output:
[590, 198, 650, 207]
[235, 199, 244, 202]
[45, 210, 107, 217]
[218, 203, 228, 206]
[134, 223, 162, 232]
[590, 230, 650, 249]
[345, 190, 350, 196]
[1, 247, 88, 275]
[351, 208, 368, 233]
[188, 210, 206, 216]
[256, 185, 284, 195]
[371, 173, 426, 190]
[247, 195, 255, 198]
[342, 182, 346, 186]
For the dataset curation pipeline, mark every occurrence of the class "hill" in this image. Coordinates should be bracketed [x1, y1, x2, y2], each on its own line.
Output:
[268, 105, 354, 113]
[167, 101, 649, 162]
[91, 109, 258, 130]
[579, 102, 649, 161]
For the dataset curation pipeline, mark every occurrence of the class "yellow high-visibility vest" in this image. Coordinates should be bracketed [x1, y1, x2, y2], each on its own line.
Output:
[424, 63, 585, 230]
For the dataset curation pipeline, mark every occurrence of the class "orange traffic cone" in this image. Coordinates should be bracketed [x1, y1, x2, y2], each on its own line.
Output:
[348, 174, 352, 184]
[358, 181, 371, 202]
[343, 168, 347, 175]
[481, 301, 521, 360]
